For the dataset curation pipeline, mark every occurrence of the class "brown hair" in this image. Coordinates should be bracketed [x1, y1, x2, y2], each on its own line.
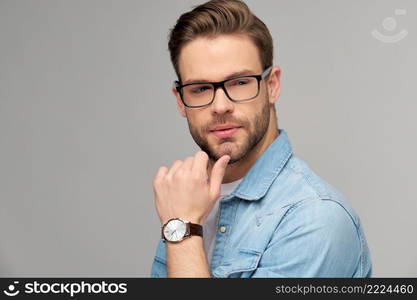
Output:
[168, 0, 274, 82]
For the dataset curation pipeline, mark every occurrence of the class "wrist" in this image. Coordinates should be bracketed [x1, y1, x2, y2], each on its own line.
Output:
[161, 218, 204, 243]
[166, 234, 203, 248]
[161, 216, 203, 226]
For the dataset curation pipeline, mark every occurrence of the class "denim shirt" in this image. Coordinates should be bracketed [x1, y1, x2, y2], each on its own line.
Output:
[150, 129, 372, 278]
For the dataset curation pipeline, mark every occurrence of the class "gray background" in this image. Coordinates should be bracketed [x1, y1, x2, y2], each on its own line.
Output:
[0, 0, 416, 277]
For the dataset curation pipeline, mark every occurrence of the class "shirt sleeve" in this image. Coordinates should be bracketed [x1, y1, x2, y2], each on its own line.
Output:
[251, 198, 367, 277]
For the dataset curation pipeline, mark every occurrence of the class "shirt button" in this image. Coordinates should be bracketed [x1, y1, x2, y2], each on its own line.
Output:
[219, 226, 227, 233]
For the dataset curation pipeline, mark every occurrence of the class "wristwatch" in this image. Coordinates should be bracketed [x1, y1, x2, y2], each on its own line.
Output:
[161, 218, 203, 243]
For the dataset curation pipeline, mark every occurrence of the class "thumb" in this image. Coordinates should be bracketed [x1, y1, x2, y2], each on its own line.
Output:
[209, 155, 230, 199]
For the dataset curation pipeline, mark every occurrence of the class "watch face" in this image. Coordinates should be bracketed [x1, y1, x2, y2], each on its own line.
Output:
[163, 219, 187, 242]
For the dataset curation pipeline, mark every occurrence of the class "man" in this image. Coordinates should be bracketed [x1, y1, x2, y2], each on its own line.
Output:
[151, 0, 372, 278]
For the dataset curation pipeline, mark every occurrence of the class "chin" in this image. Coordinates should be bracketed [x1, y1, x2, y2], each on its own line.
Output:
[213, 142, 245, 163]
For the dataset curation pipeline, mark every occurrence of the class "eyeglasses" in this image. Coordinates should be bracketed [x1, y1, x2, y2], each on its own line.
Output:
[174, 66, 272, 108]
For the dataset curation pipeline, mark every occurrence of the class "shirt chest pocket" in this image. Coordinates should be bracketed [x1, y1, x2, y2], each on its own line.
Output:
[211, 249, 262, 278]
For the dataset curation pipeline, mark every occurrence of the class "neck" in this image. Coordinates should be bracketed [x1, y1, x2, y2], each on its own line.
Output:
[209, 114, 279, 184]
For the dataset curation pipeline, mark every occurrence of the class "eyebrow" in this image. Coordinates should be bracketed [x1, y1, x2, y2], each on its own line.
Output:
[183, 69, 257, 85]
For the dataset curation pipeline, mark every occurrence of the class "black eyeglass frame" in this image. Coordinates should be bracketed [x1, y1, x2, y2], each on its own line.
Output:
[174, 66, 273, 108]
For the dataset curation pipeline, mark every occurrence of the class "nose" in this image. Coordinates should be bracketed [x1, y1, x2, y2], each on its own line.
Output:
[210, 86, 234, 115]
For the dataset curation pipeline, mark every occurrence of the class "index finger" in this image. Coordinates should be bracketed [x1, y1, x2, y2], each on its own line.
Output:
[191, 151, 209, 175]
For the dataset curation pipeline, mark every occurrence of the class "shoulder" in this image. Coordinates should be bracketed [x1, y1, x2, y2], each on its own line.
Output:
[264, 155, 371, 276]
[268, 155, 360, 228]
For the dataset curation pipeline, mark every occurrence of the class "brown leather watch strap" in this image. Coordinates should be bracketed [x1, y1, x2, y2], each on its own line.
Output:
[189, 223, 203, 237]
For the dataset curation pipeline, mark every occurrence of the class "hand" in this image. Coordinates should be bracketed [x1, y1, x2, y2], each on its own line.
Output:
[153, 151, 230, 225]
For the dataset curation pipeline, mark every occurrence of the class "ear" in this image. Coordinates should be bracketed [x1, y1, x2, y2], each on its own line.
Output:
[266, 66, 281, 105]
[172, 86, 186, 118]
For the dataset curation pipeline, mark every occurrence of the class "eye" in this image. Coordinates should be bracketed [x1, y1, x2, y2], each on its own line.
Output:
[230, 79, 250, 86]
[190, 85, 212, 94]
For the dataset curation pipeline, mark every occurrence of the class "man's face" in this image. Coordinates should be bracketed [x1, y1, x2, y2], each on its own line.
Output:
[175, 34, 272, 164]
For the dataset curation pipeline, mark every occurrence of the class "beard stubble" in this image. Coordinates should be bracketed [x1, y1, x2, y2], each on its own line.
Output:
[187, 101, 271, 165]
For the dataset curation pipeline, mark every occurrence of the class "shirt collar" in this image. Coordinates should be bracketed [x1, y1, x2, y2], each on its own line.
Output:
[229, 128, 293, 201]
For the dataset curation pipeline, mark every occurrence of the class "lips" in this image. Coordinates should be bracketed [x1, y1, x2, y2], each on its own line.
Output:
[209, 124, 242, 139]
[210, 124, 241, 131]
